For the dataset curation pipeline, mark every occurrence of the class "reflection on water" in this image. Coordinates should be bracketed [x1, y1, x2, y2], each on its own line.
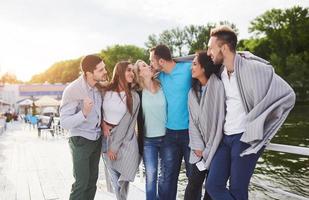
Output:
[177, 105, 309, 199]
[250, 105, 309, 199]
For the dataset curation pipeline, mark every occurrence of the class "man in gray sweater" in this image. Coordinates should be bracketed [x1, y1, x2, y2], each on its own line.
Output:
[60, 55, 107, 200]
[206, 26, 295, 200]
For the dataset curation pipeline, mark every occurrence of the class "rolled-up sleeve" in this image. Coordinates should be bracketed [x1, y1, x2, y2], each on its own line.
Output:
[60, 101, 86, 130]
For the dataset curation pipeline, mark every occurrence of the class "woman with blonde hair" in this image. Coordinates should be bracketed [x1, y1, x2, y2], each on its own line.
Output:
[134, 60, 166, 200]
[101, 61, 140, 200]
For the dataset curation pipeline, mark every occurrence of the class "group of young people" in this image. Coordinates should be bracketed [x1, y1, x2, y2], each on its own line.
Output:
[60, 25, 296, 200]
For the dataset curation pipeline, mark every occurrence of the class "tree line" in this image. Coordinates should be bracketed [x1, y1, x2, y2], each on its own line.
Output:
[2, 6, 305, 102]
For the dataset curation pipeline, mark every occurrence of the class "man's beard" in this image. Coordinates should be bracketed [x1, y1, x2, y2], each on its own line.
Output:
[94, 74, 108, 82]
[214, 51, 224, 65]
[155, 63, 163, 72]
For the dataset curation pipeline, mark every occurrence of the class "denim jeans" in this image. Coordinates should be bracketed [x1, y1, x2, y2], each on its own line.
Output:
[206, 133, 264, 200]
[102, 153, 129, 200]
[158, 129, 192, 200]
[143, 136, 164, 200]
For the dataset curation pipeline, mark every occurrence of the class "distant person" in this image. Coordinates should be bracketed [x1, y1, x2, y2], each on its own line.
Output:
[60, 55, 107, 200]
[134, 60, 166, 200]
[149, 44, 193, 200]
[205, 25, 296, 200]
[101, 61, 140, 200]
[184, 51, 223, 200]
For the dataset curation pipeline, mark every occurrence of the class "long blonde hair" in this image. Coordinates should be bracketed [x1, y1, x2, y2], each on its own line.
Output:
[133, 59, 160, 91]
[104, 61, 133, 114]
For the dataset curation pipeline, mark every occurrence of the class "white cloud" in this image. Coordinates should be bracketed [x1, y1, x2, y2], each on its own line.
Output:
[0, 0, 308, 81]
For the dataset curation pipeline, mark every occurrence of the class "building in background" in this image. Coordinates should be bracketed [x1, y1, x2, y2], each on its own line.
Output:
[0, 83, 68, 114]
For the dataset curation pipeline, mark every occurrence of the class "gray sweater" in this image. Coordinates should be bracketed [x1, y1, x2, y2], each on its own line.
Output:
[188, 74, 225, 169]
[106, 91, 141, 182]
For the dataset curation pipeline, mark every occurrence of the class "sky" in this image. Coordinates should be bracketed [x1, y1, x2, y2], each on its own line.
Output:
[0, 0, 308, 81]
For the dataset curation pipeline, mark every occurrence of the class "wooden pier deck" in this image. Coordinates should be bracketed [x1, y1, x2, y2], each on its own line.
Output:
[0, 121, 144, 200]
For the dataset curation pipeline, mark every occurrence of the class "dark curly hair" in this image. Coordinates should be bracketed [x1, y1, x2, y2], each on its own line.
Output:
[192, 51, 221, 98]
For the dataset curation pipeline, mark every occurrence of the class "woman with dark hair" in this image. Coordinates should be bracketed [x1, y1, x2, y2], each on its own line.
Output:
[101, 61, 140, 200]
[184, 51, 225, 200]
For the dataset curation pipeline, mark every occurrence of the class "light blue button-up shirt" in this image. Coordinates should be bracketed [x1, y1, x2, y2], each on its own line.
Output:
[60, 76, 102, 140]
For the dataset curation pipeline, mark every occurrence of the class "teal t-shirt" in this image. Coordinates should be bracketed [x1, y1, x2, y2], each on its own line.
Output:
[142, 88, 166, 138]
[159, 62, 192, 130]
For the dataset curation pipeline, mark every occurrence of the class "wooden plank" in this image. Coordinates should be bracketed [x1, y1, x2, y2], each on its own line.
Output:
[0, 174, 16, 200]
[0, 122, 146, 200]
[0, 140, 18, 200]
[27, 171, 45, 200]
[38, 170, 59, 200]
[16, 171, 31, 200]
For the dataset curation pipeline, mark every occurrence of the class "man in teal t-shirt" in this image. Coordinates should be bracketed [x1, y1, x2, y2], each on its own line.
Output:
[158, 62, 191, 130]
[150, 44, 192, 200]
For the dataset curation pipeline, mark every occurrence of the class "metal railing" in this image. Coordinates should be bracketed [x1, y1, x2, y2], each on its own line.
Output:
[266, 143, 309, 156]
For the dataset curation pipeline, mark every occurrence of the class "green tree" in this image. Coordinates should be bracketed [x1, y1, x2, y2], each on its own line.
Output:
[185, 24, 214, 54]
[29, 58, 81, 83]
[249, 6, 309, 59]
[247, 6, 309, 101]
[237, 38, 271, 60]
[100, 44, 148, 75]
[145, 22, 238, 56]
[0, 72, 23, 84]
[29, 45, 147, 83]
[145, 30, 179, 56]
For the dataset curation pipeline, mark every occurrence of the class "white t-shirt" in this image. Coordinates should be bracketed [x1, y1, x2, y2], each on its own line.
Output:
[103, 91, 127, 125]
[221, 67, 247, 135]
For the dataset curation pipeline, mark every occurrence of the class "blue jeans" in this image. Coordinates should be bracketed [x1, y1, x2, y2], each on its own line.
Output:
[206, 133, 264, 200]
[158, 129, 192, 200]
[143, 136, 164, 200]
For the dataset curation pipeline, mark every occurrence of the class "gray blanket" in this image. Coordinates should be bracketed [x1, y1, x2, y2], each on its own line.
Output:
[106, 91, 141, 181]
[188, 74, 225, 169]
[234, 52, 296, 156]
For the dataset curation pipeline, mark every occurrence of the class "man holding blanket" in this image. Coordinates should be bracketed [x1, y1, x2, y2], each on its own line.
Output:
[60, 55, 107, 200]
[206, 26, 296, 200]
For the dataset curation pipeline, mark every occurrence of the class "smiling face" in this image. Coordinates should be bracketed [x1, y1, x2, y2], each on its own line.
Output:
[125, 64, 134, 84]
[207, 36, 224, 65]
[191, 55, 205, 79]
[92, 61, 108, 82]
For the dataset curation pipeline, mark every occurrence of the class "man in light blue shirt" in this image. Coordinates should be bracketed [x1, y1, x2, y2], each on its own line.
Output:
[150, 44, 192, 200]
[60, 55, 107, 200]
